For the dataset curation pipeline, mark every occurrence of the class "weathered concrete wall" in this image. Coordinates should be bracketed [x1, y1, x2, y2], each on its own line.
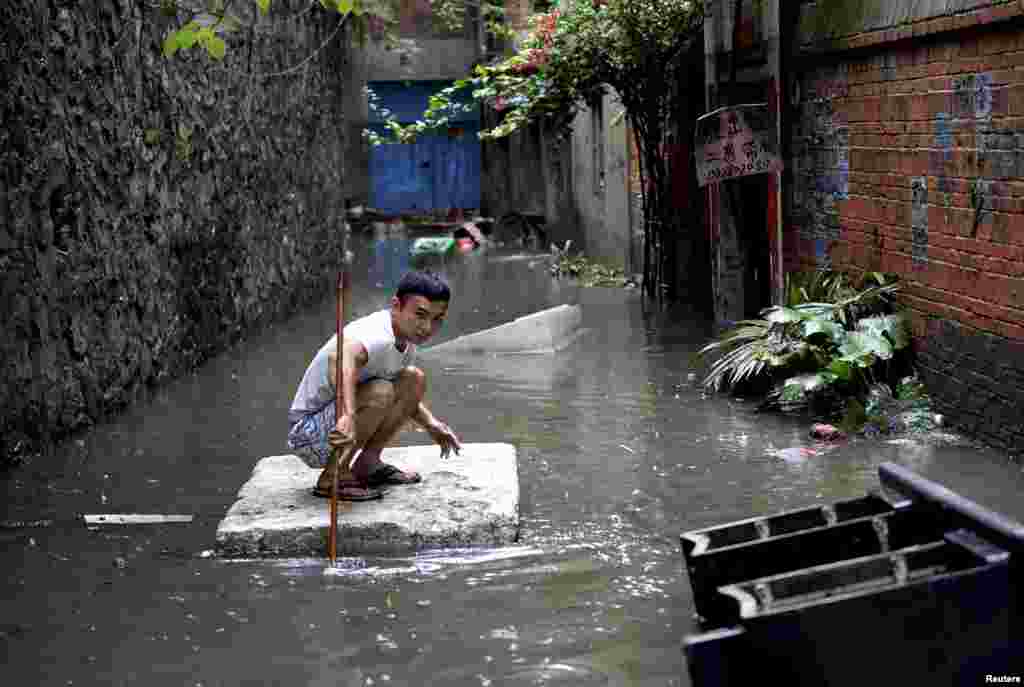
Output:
[570, 92, 633, 272]
[480, 115, 580, 249]
[481, 114, 548, 218]
[364, 0, 480, 82]
[0, 0, 362, 463]
[364, 38, 479, 81]
[787, 3, 1024, 455]
[799, 0, 1020, 51]
[347, 32, 372, 208]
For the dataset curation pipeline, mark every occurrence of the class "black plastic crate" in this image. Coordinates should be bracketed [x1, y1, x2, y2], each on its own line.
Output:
[683, 529, 1014, 686]
[681, 493, 955, 627]
[680, 463, 1024, 686]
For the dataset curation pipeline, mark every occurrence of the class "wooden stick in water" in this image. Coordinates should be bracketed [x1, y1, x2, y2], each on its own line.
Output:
[328, 269, 352, 564]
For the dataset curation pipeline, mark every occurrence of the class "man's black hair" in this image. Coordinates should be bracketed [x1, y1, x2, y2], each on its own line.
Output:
[396, 270, 451, 304]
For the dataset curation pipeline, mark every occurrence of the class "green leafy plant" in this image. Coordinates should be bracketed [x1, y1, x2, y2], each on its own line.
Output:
[696, 270, 911, 413]
[161, 4, 246, 60]
[160, 0, 404, 62]
[856, 374, 937, 436]
[549, 241, 628, 287]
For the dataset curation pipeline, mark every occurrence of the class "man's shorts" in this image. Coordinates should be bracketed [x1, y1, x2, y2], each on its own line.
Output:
[286, 379, 395, 468]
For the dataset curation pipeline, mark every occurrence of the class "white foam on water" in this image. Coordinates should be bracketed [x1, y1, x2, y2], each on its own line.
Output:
[233, 545, 549, 578]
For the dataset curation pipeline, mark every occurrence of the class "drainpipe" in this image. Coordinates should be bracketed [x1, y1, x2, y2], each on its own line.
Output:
[704, 0, 723, 325]
[626, 122, 635, 278]
[766, 0, 785, 306]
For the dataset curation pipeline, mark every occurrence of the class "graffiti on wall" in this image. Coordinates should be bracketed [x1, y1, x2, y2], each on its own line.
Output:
[932, 112, 953, 193]
[910, 176, 928, 268]
[933, 71, 1001, 251]
[953, 73, 993, 120]
[791, 65, 850, 268]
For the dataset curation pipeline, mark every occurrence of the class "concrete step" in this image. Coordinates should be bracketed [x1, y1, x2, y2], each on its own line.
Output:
[215, 443, 519, 557]
[423, 304, 584, 356]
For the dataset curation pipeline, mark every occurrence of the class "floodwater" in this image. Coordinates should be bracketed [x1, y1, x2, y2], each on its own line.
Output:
[3, 232, 1024, 687]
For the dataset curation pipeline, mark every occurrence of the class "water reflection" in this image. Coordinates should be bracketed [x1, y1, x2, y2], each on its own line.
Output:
[539, 558, 612, 610]
[2, 234, 1022, 687]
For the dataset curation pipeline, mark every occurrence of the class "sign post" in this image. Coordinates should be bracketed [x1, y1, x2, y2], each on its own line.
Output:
[695, 103, 783, 187]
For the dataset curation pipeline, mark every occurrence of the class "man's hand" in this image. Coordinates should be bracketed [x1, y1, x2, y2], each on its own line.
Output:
[427, 419, 462, 459]
[328, 414, 357, 470]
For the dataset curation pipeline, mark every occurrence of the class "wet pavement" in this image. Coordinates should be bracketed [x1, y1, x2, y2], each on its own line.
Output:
[3, 233, 1024, 686]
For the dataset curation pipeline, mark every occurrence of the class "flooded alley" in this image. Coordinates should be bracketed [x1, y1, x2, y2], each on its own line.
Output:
[3, 233, 1024, 687]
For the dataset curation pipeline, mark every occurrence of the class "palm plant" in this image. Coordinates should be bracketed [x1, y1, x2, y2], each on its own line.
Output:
[696, 271, 911, 412]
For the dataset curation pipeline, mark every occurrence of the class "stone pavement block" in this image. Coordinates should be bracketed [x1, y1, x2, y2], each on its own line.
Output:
[215, 443, 519, 557]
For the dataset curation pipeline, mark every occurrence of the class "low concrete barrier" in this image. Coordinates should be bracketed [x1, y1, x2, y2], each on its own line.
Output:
[423, 304, 584, 356]
[215, 443, 519, 557]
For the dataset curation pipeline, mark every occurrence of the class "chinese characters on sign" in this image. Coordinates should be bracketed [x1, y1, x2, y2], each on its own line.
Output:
[695, 103, 783, 187]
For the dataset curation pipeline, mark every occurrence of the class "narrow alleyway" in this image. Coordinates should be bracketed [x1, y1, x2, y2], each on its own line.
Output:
[2, 233, 1022, 687]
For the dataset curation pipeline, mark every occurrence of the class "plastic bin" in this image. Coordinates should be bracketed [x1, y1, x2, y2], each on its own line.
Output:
[680, 463, 1024, 686]
[680, 492, 957, 627]
[683, 529, 1014, 686]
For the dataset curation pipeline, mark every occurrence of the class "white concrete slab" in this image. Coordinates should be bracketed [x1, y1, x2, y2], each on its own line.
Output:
[215, 443, 519, 557]
[423, 304, 583, 355]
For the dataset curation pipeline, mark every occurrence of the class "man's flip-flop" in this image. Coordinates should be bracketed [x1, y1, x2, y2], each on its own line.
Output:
[366, 464, 422, 487]
[312, 481, 387, 501]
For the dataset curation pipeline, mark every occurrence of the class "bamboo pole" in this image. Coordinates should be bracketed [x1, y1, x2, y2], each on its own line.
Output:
[328, 268, 352, 565]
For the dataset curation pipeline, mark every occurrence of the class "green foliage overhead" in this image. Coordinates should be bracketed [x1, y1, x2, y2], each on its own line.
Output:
[369, 0, 703, 144]
[161, 1, 515, 64]
[160, 0, 410, 62]
[365, 0, 704, 301]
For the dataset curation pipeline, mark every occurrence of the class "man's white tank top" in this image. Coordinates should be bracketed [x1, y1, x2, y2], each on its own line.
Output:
[288, 309, 416, 423]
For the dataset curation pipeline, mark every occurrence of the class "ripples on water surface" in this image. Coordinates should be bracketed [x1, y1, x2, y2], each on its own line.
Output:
[2, 237, 1023, 686]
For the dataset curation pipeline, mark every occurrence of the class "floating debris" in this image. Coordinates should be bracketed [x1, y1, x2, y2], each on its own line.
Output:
[488, 628, 519, 640]
[84, 514, 193, 525]
[770, 447, 820, 462]
[809, 423, 847, 441]
[0, 519, 53, 529]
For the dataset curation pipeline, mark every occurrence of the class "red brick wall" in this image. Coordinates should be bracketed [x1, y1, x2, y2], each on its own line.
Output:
[787, 17, 1024, 454]
[791, 23, 1024, 338]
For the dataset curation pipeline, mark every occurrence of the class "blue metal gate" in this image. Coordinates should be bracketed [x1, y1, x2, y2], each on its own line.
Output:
[367, 81, 481, 215]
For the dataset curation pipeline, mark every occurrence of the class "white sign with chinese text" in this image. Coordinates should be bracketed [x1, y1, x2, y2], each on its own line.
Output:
[695, 103, 783, 187]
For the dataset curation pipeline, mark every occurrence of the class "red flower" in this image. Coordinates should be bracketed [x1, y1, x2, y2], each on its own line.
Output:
[511, 60, 539, 76]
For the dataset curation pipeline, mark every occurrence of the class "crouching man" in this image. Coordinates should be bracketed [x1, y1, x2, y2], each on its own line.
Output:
[287, 270, 462, 500]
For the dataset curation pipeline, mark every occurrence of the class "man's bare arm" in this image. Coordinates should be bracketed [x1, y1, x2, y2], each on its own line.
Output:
[328, 340, 368, 417]
[411, 401, 436, 429]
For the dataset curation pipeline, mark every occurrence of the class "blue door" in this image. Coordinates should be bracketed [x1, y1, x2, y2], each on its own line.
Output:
[430, 123, 481, 211]
[369, 130, 436, 214]
[367, 81, 480, 214]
